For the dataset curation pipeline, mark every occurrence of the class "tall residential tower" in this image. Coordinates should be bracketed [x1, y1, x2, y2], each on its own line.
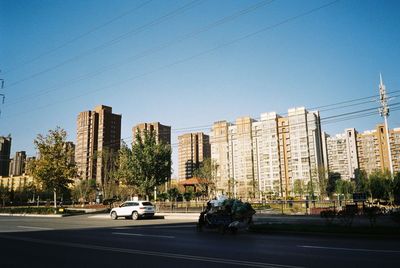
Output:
[0, 136, 11, 177]
[75, 105, 121, 184]
[178, 132, 210, 181]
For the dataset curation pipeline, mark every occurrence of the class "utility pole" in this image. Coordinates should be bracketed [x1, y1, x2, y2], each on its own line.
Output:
[0, 72, 5, 116]
[379, 73, 394, 178]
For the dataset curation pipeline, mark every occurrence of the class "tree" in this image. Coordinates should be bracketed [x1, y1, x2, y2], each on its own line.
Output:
[306, 180, 317, 200]
[97, 148, 119, 200]
[193, 157, 218, 197]
[368, 171, 391, 201]
[71, 179, 96, 204]
[0, 182, 9, 207]
[30, 127, 77, 208]
[293, 179, 305, 199]
[335, 179, 355, 200]
[393, 172, 400, 205]
[167, 187, 180, 202]
[315, 167, 328, 199]
[326, 172, 341, 199]
[354, 168, 368, 193]
[118, 130, 171, 200]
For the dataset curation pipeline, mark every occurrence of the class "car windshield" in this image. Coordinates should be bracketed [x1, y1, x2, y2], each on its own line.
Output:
[142, 202, 153, 206]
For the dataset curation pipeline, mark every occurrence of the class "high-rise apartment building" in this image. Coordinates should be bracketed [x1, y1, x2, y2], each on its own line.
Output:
[211, 121, 231, 194]
[253, 113, 281, 199]
[278, 108, 324, 198]
[210, 107, 324, 200]
[326, 134, 350, 179]
[75, 105, 121, 184]
[357, 124, 400, 175]
[24, 156, 36, 175]
[228, 117, 256, 199]
[178, 132, 210, 181]
[326, 128, 359, 180]
[323, 125, 400, 178]
[132, 122, 171, 145]
[0, 136, 11, 177]
[390, 128, 400, 172]
[132, 122, 172, 182]
[345, 128, 359, 178]
[9, 151, 26, 177]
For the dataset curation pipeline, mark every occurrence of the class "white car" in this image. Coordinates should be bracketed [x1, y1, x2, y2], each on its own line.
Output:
[110, 201, 155, 220]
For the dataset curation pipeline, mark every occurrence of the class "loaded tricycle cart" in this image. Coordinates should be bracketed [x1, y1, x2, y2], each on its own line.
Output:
[196, 197, 255, 234]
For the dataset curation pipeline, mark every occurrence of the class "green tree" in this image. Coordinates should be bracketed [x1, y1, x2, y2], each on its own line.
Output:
[306, 180, 317, 200]
[183, 191, 193, 202]
[293, 179, 305, 199]
[167, 187, 180, 201]
[335, 179, 355, 200]
[315, 167, 328, 199]
[71, 179, 96, 204]
[393, 172, 400, 205]
[326, 172, 341, 199]
[118, 130, 171, 200]
[354, 168, 369, 193]
[97, 148, 119, 200]
[29, 127, 77, 208]
[368, 171, 391, 201]
[193, 157, 218, 197]
[0, 182, 10, 207]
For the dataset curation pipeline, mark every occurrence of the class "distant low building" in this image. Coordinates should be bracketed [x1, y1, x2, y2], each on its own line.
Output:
[9, 151, 26, 177]
[0, 175, 35, 191]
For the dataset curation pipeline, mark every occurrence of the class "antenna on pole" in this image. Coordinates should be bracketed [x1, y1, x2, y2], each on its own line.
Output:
[0, 70, 5, 117]
[378, 73, 394, 178]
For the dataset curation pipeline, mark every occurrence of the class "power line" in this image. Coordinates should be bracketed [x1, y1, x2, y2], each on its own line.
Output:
[89, 98, 400, 150]
[4, 0, 275, 107]
[5, 0, 204, 89]
[4, 0, 341, 118]
[2, 0, 154, 75]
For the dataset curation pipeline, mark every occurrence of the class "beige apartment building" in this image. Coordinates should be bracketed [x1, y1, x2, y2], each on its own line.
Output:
[278, 108, 324, 198]
[211, 107, 324, 200]
[228, 117, 256, 199]
[9, 151, 26, 177]
[323, 128, 359, 180]
[323, 124, 400, 178]
[210, 121, 231, 194]
[132, 122, 171, 145]
[357, 124, 400, 174]
[178, 132, 210, 181]
[0, 175, 35, 191]
[325, 134, 351, 179]
[252, 113, 281, 199]
[75, 105, 121, 184]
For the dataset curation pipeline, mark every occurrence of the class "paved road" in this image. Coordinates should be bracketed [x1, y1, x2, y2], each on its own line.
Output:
[0, 215, 399, 268]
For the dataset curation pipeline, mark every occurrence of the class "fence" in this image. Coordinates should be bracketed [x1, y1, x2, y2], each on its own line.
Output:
[153, 200, 357, 215]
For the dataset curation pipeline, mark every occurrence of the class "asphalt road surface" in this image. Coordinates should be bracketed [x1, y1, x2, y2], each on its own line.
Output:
[0, 215, 399, 268]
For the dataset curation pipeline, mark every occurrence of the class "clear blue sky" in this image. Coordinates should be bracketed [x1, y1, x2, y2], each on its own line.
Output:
[1, 0, 400, 177]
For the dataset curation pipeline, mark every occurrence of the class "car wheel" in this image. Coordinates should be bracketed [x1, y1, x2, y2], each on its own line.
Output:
[111, 211, 118, 220]
[132, 211, 139, 220]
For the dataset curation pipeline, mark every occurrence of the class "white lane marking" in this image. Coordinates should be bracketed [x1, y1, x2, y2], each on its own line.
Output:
[112, 232, 175, 239]
[17, 226, 54, 230]
[0, 234, 303, 268]
[299, 245, 400, 253]
[145, 224, 194, 229]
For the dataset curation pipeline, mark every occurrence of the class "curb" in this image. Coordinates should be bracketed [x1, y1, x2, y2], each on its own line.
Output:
[161, 213, 199, 220]
[0, 213, 65, 218]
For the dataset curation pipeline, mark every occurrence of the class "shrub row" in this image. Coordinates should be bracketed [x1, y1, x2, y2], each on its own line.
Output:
[0, 207, 59, 214]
